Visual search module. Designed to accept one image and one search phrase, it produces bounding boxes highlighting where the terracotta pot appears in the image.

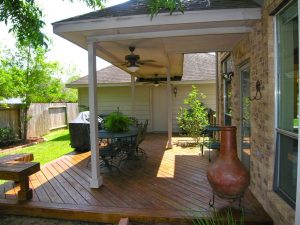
[207,126,250,199]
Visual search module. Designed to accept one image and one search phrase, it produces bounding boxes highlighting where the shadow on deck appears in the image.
[0,134,272,225]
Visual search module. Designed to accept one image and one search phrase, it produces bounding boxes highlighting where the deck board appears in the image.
[0,134,273,224]
[42,165,77,205]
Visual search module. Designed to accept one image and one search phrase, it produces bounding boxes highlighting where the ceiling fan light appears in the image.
[127,65,139,73]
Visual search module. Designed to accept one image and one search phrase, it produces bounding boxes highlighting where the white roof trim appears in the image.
[87,26,252,42]
[53,8,261,34]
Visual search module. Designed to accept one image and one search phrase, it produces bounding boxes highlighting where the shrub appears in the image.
[193,209,245,225]
[177,85,209,143]
[104,112,133,133]
[0,127,18,147]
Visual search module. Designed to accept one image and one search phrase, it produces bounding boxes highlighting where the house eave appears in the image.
[53,8,261,34]
[66,80,216,89]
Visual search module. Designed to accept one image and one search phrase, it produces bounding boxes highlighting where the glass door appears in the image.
[240,64,251,170]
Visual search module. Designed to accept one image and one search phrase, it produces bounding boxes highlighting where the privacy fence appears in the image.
[0,103,78,139]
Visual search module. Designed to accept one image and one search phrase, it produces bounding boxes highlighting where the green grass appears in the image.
[0,129,74,165]
[0,129,74,184]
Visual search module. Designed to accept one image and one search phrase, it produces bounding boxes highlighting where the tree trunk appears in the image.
[23,106,29,141]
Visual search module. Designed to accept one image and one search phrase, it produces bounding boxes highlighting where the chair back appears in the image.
[140,120,148,143]
[135,126,143,148]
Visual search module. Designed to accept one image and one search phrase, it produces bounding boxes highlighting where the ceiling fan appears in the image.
[137,74,166,87]
[117,46,163,72]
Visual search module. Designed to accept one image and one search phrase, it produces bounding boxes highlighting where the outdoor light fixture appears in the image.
[173,87,178,97]
[127,64,139,73]
[223,72,234,81]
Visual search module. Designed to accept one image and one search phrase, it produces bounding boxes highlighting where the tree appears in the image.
[60,65,81,103]
[148,0,183,17]
[0,48,21,100]
[177,85,209,144]
[0,0,106,48]
[0,0,181,48]
[0,45,66,140]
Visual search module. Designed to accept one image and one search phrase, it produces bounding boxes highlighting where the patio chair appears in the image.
[128,116,139,127]
[136,120,148,158]
[200,125,220,162]
[120,126,143,162]
[99,138,123,171]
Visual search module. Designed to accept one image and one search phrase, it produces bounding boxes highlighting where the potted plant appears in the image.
[104,111,133,133]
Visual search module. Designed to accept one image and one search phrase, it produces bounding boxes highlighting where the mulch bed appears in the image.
[0,137,45,153]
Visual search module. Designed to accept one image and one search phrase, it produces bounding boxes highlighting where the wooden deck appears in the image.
[0,134,272,224]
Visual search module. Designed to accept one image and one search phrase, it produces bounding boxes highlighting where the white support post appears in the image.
[166,67,173,149]
[296,1,300,223]
[88,41,103,188]
[131,75,136,118]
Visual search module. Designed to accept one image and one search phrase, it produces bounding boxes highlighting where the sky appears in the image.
[0,0,129,77]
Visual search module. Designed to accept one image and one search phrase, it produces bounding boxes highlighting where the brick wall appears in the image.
[217,1,295,224]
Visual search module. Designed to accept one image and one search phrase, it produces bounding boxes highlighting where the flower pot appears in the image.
[207,126,250,199]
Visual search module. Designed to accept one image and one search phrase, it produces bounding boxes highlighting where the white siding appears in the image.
[78,83,216,133]
[78,86,152,130]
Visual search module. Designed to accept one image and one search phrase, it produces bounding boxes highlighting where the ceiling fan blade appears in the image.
[141,63,164,68]
[113,62,128,66]
[139,59,156,63]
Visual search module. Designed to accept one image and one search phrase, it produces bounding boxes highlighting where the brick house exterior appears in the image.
[217,1,297,224]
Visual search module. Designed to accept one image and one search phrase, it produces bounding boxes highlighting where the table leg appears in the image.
[18,177,32,200]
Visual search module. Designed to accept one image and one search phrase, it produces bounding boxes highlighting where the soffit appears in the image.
[53,7,261,79]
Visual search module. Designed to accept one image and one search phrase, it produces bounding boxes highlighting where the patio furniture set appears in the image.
[93,119,148,171]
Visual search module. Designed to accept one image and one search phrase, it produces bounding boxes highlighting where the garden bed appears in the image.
[0,137,45,153]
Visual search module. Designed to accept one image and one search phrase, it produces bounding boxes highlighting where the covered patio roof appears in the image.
[53,0,261,79]
[53,0,262,188]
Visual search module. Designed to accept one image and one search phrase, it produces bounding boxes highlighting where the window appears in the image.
[275,0,298,208]
[223,57,233,125]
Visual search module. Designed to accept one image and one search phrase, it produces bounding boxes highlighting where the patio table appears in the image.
[98,126,138,140]
[98,127,138,170]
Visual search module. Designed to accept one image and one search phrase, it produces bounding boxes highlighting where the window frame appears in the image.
[274,0,299,209]
[222,56,233,125]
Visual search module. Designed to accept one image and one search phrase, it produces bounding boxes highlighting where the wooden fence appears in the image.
[0,106,21,137]
[0,103,78,138]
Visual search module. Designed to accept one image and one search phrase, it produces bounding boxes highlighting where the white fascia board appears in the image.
[67,83,132,88]
[172,80,216,85]
[87,26,252,42]
[67,80,215,88]
[53,8,261,34]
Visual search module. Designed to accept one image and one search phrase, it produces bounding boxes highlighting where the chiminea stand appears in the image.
[209,192,244,208]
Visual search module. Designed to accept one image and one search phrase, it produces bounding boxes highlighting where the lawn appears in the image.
[0,129,75,184]
[0,129,74,165]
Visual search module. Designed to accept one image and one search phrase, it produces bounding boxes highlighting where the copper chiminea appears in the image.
[207,126,250,206]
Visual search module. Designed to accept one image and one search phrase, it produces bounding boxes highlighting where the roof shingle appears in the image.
[68,53,215,86]
[55,0,260,24]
